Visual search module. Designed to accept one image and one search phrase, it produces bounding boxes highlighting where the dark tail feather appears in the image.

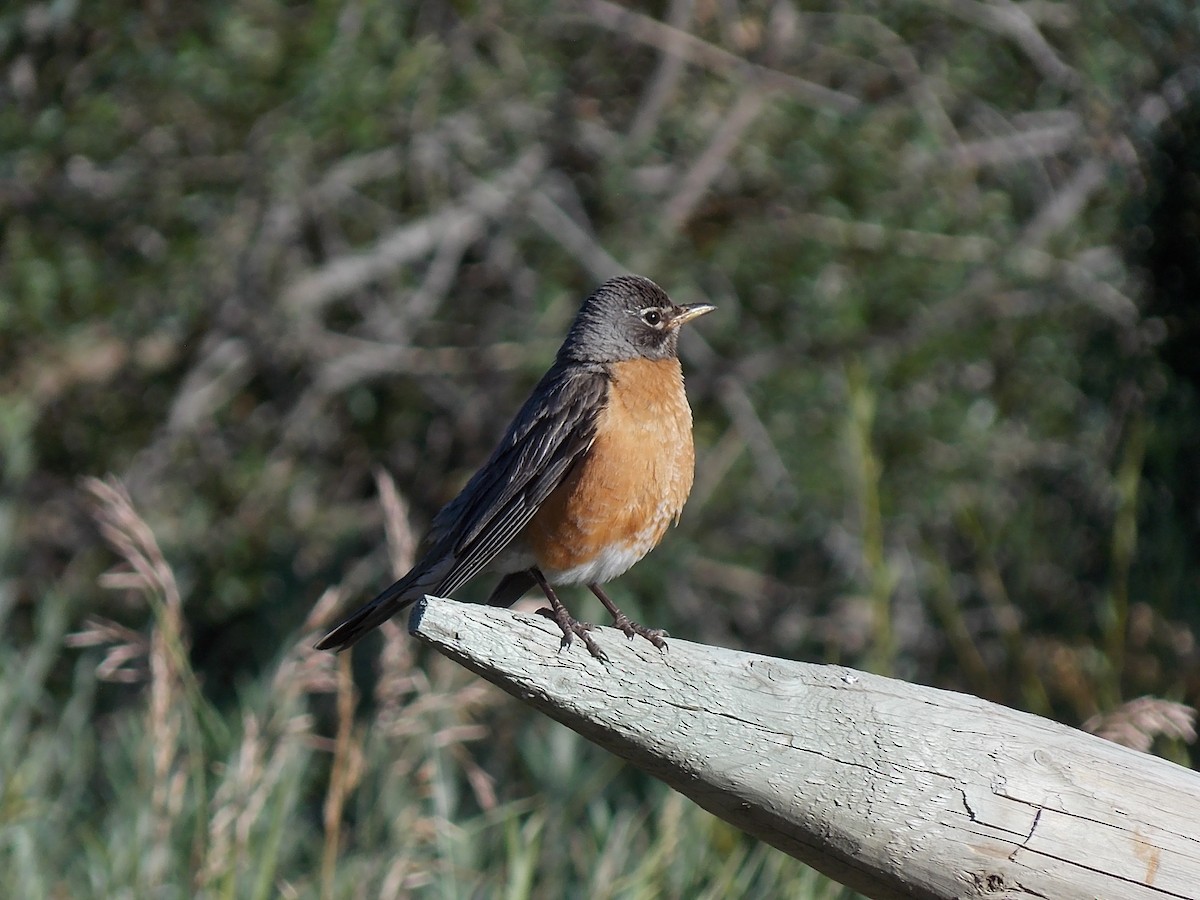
[486,569,536,608]
[315,576,423,651]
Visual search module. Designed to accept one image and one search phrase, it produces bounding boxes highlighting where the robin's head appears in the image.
[559,275,715,363]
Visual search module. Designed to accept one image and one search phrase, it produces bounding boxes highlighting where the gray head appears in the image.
[558,275,715,364]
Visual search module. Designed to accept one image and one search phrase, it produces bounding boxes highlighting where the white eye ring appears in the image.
[640,308,664,327]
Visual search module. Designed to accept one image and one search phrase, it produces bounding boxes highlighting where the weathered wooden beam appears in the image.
[407,597,1200,900]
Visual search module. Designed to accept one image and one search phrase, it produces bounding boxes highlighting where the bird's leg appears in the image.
[588,584,668,650]
[530,568,607,661]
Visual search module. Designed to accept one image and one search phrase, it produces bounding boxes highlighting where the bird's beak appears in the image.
[671,303,716,327]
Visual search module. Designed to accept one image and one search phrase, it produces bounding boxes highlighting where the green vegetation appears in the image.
[2,1,1198,896]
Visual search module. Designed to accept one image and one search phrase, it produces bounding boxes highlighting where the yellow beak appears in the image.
[671,303,716,327]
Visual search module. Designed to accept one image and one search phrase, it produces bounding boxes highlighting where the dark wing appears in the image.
[315,362,607,651]
[424,361,608,593]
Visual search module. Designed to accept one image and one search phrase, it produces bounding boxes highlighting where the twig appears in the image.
[836,13,962,149]
[282,147,547,315]
[714,375,797,504]
[786,211,997,263]
[920,0,1079,88]
[665,86,769,229]
[311,334,551,395]
[1017,157,1106,249]
[166,337,252,434]
[627,0,695,144]
[528,187,626,282]
[573,0,860,114]
[918,118,1081,172]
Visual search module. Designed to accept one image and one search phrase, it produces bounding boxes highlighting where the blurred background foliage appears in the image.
[2,0,1199,896]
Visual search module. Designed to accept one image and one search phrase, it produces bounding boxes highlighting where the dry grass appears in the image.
[1083,696,1198,754]
[4,2,1199,896]
[42,476,521,897]
[39,471,1191,898]
[13,473,850,898]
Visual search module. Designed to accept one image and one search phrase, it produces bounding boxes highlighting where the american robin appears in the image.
[316,274,714,660]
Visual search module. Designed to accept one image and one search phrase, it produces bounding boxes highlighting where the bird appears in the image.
[316,274,714,660]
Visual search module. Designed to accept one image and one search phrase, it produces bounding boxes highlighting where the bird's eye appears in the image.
[641,309,663,327]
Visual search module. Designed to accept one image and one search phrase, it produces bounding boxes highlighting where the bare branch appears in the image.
[410,598,1200,900]
[628,0,695,143]
[573,0,861,114]
[920,0,1080,88]
[715,374,797,503]
[922,118,1081,171]
[166,337,252,435]
[787,211,997,262]
[665,86,769,229]
[311,333,549,394]
[528,188,626,282]
[281,147,547,316]
[1018,157,1107,249]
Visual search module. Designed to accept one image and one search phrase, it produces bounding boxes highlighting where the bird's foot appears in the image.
[609,612,669,650]
[536,606,608,662]
[587,583,669,651]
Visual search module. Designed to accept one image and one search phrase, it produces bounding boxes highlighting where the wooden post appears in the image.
[407,597,1200,900]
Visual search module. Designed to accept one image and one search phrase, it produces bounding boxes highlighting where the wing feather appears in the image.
[423,362,607,592]
[315,363,607,652]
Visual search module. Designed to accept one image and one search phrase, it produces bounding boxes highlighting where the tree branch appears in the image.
[572,0,860,114]
[409,597,1200,900]
[280,147,546,316]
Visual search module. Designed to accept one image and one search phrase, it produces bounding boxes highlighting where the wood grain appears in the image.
[408,596,1200,900]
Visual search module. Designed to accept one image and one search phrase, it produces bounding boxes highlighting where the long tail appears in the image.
[315,574,423,651]
[485,569,536,608]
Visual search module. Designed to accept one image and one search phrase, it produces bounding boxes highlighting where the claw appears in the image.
[609,612,668,649]
[533,595,607,661]
[589,584,668,651]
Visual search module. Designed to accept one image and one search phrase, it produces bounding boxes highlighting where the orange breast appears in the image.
[523,357,696,582]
